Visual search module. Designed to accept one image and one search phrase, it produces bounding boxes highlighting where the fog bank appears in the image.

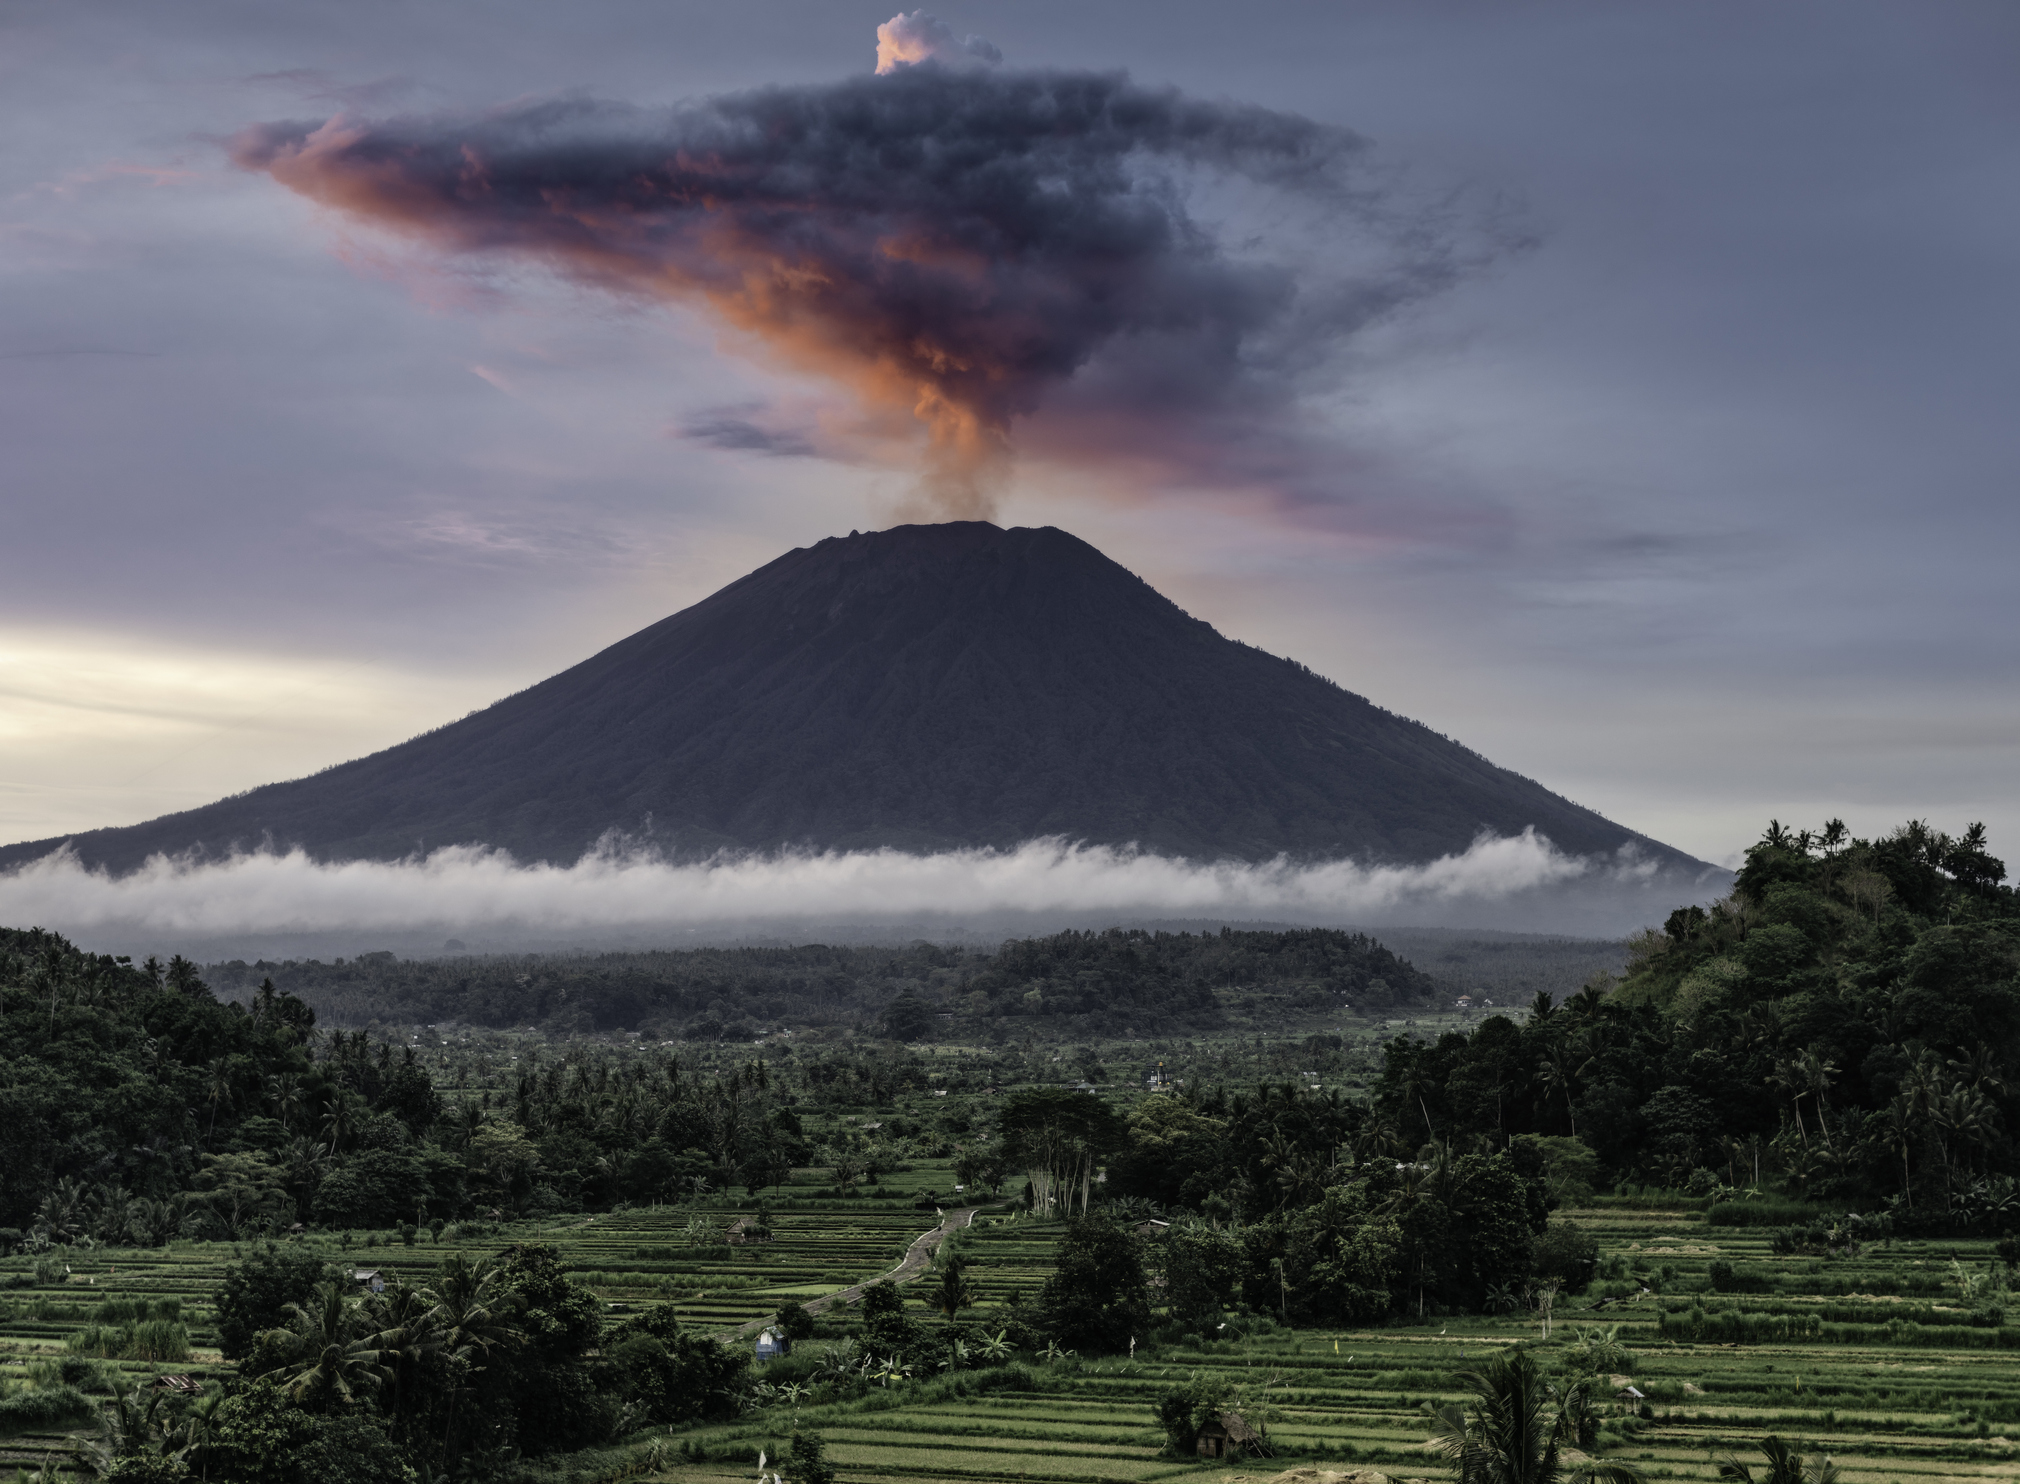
[0,830,1725,959]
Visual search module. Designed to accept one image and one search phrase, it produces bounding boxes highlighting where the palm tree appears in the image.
[1429,1348,1643,1484]
[1537,1053,1585,1138]
[1716,1435,1840,1483]
[934,1255,977,1320]
[1771,1060,1810,1148]
[1880,1097,1917,1206]
[319,1089,360,1156]
[264,1282,393,1408]
[203,1059,235,1140]
[34,1177,87,1245]
[1795,1050,1839,1151]
[363,1279,440,1425]
[266,1072,306,1134]
[425,1254,526,1469]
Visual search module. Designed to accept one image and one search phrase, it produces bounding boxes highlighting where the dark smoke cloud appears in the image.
[678,409,818,458]
[234,65,1478,518]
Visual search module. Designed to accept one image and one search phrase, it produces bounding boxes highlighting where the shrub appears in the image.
[788,1430,837,1484]
[1658,1304,1822,1344]
[102,1458,191,1483]
[29,1356,111,1392]
[67,1318,191,1362]
[213,1242,331,1360]
[775,1299,817,1342]
[1532,1221,1600,1291]
[0,1384,97,1433]
[602,1305,750,1424]
[1706,1261,1775,1295]
[93,1297,181,1325]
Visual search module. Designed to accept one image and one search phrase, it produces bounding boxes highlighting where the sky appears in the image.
[4,0,2017,880]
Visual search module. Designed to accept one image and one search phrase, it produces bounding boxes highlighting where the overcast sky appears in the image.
[4,0,2016,872]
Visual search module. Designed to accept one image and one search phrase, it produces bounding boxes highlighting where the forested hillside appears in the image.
[201,926,1436,1037]
[1371,818,2020,1228]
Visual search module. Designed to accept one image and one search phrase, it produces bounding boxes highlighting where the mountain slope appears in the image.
[1,523,1705,874]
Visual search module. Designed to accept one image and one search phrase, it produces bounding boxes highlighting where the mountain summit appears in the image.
[3,523,1703,874]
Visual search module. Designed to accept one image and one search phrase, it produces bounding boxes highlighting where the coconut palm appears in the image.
[425,1254,526,1468]
[934,1256,977,1320]
[1536,1051,1589,1139]
[1880,1097,1917,1206]
[1795,1050,1840,1150]
[363,1279,441,1424]
[1429,1348,1643,1484]
[203,1059,235,1139]
[34,1177,87,1244]
[263,1281,394,1408]
[1716,1435,1840,1483]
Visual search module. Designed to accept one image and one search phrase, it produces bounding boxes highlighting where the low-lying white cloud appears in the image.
[0,830,1646,940]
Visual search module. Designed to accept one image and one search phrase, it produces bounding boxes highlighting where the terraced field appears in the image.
[653,1201,2020,1484]
[0,1195,962,1475]
[9,1194,2020,1483]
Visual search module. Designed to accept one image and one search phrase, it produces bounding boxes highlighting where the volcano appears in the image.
[1,523,1706,876]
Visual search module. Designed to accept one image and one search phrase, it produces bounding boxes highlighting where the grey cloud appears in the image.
[679,412,818,458]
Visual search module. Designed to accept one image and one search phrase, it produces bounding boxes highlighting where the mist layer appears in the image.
[0,830,1679,945]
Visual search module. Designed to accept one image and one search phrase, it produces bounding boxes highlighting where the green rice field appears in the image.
[7,1185,2020,1482]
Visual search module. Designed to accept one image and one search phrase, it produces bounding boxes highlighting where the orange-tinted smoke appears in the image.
[233,70,1433,522]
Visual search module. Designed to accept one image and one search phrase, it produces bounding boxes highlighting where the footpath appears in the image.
[721,1205,989,1338]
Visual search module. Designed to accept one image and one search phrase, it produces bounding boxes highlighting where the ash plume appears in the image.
[232,48,1485,519]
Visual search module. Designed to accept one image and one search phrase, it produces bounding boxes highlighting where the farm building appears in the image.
[725,1217,774,1246]
[1196,1411,1265,1459]
[351,1269,385,1293]
[1134,1219,1171,1239]
[755,1328,789,1360]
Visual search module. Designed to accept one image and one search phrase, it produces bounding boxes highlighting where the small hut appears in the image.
[152,1375,204,1395]
[351,1269,385,1294]
[725,1217,774,1246]
[755,1328,789,1361]
[1133,1219,1171,1240]
[1195,1411,1265,1460]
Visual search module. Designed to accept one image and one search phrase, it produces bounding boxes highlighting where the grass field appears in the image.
[7,1175,2020,1482]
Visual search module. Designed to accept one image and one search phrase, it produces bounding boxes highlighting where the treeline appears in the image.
[71,1239,773,1482]
[203,925,1437,1038]
[975,1082,1591,1335]
[1365,819,2020,1229]
[0,928,954,1238]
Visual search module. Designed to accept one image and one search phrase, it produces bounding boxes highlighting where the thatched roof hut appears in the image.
[725,1216,774,1246]
[1196,1410,1266,1459]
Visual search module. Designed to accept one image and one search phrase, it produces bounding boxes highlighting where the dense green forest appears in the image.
[1370,818,2020,1230]
[201,926,1436,1037]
